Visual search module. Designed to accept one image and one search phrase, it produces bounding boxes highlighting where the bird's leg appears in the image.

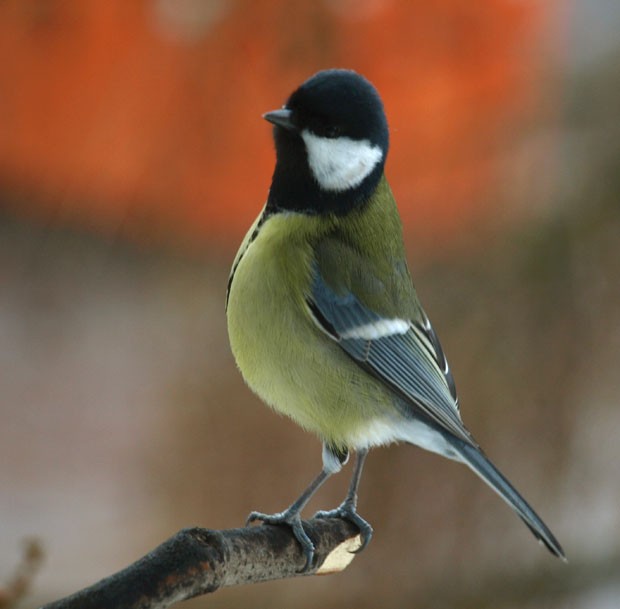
[314,448,373,553]
[246,467,332,571]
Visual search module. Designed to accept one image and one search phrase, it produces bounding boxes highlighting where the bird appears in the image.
[225,68,565,570]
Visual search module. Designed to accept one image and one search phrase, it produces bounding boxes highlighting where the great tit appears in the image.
[226,69,565,569]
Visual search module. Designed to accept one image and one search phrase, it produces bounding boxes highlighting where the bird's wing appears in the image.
[307,262,474,446]
[307,244,566,560]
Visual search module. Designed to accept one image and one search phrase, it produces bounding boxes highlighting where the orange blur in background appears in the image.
[0,0,559,248]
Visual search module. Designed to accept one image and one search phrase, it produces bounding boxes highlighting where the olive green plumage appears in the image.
[227,177,417,450]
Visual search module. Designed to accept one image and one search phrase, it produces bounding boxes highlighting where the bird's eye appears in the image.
[323,125,342,138]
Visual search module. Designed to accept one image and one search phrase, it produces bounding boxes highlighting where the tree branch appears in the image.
[40,518,362,609]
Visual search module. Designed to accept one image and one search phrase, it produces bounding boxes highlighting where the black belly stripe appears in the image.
[225,208,271,310]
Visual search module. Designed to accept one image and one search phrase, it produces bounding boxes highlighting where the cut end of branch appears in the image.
[316,534,362,575]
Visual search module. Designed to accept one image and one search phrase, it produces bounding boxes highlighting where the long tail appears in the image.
[452,440,566,560]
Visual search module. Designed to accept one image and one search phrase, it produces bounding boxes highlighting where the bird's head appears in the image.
[264,69,389,215]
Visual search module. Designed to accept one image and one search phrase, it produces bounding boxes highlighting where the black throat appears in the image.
[265,130,385,216]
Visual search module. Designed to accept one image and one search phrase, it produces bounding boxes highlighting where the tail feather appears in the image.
[453,440,566,561]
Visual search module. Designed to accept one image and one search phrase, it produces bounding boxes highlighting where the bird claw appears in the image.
[314,501,373,553]
[246,509,316,571]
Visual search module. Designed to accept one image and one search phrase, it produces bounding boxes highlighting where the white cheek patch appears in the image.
[301,130,383,192]
[340,318,410,340]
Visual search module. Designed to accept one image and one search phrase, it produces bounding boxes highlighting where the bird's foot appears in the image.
[314,500,373,553]
[246,509,315,571]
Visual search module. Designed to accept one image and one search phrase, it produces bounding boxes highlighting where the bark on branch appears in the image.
[40,518,362,609]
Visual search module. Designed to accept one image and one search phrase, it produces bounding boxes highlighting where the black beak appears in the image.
[263,108,297,131]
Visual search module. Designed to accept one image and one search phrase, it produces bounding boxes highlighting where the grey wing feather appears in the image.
[416,313,459,407]
[308,270,474,445]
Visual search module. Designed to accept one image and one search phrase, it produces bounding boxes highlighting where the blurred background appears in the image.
[1,1,619,607]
